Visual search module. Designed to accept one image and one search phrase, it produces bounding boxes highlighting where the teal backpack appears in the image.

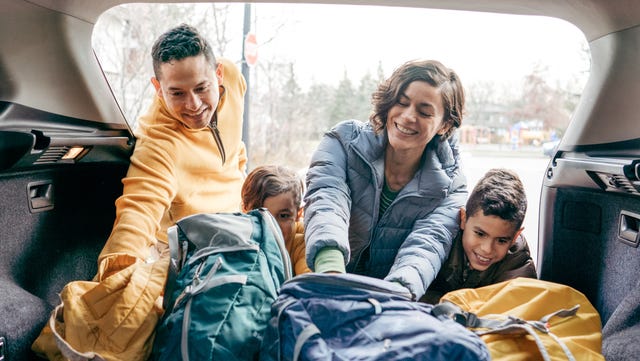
[152,209,292,361]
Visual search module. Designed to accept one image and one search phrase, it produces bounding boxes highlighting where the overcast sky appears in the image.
[248,3,590,89]
[96,2,590,94]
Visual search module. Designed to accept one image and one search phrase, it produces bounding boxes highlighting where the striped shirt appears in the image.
[379,180,400,219]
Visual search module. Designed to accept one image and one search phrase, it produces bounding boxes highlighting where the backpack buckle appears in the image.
[0,336,5,361]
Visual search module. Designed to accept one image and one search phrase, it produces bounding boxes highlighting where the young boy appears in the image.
[421,168,537,304]
[241,165,311,276]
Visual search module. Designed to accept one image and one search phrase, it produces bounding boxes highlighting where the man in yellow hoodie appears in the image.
[33,24,248,361]
[98,23,247,274]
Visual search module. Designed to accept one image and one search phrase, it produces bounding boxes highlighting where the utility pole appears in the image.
[241,3,251,169]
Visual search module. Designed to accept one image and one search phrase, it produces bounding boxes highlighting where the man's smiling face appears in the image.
[152,54,223,129]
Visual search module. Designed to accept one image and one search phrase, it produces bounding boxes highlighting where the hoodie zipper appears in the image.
[207,84,227,165]
[208,112,226,165]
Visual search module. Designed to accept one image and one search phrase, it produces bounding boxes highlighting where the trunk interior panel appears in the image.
[540,151,640,328]
[543,188,640,324]
[0,163,126,360]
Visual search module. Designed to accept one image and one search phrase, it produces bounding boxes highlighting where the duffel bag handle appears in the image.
[432,301,580,361]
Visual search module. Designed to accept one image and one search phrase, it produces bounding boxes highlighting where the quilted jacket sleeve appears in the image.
[385,188,466,300]
[304,122,355,270]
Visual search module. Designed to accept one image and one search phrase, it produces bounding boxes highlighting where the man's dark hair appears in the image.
[465,168,527,229]
[151,24,216,79]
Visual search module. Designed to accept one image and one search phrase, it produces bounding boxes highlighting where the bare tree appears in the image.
[509,64,571,133]
[93,3,240,129]
[208,4,233,58]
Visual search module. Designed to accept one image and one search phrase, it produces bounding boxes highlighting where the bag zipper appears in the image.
[289,273,412,299]
[188,244,260,267]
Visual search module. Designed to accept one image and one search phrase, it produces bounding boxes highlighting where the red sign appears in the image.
[244,32,258,67]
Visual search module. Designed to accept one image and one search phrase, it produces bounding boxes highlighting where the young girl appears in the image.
[241,165,311,275]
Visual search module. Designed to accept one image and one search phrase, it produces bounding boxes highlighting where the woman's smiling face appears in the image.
[385,80,450,153]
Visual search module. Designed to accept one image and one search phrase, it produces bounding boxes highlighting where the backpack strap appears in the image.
[164,225,182,312]
[275,298,298,361]
[293,324,321,361]
[479,322,554,361]
[432,301,580,361]
[256,207,293,280]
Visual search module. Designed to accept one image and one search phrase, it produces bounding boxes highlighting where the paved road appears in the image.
[460,145,552,265]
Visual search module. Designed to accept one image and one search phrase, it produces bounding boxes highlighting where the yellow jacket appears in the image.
[98,57,247,267]
[290,221,312,276]
[32,255,170,361]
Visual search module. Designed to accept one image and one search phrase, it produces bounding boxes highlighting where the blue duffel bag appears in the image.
[260,273,490,361]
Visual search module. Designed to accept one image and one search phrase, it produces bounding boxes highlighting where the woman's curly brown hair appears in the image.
[369,59,465,140]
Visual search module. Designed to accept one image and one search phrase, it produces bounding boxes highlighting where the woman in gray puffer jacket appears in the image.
[304,59,468,300]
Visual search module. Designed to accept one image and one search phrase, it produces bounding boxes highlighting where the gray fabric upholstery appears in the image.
[603,277,640,361]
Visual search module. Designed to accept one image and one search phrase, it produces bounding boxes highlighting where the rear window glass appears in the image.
[93,2,590,261]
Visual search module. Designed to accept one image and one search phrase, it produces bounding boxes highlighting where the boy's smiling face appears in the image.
[460,208,522,272]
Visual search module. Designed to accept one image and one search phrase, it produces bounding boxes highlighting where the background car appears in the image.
[1,1,640,360]
[542,139,560,157]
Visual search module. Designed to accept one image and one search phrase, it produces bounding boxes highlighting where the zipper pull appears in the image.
[208,114,226,165]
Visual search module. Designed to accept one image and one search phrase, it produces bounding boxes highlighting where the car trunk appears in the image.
[0,162,128,360]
